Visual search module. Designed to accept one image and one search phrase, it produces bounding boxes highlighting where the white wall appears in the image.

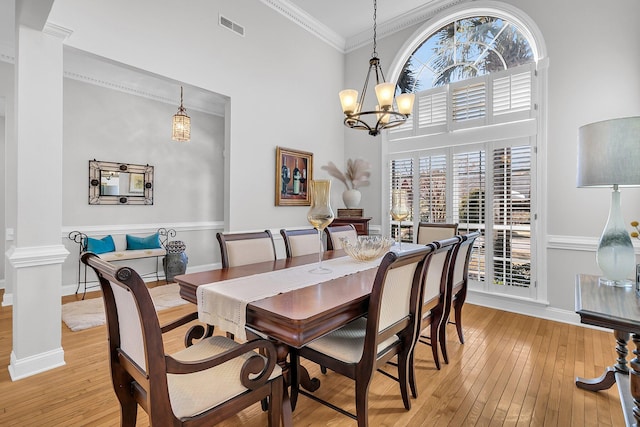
[344,0,640,316]
[0,60,14,300]
[0,107,5,285]
[49,0,347,235]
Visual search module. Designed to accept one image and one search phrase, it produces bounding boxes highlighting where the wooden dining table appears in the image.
[174,250,380,394]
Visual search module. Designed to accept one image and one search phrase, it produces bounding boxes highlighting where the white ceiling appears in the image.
[0,0,453,117]
[288,0,438,41]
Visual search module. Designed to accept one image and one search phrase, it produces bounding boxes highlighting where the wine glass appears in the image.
[391,189,409,250]
[307,180,335,273]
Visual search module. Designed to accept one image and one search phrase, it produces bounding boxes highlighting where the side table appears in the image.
[330,217,371,235]
[575,274,640,426]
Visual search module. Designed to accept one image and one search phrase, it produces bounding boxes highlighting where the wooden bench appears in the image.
[68,228,175,298]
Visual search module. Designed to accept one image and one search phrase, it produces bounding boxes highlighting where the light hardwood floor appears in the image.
[0,285,626,426]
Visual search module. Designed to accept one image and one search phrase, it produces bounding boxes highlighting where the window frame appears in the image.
[382,3,547,303]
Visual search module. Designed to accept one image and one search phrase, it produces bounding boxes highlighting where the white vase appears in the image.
[342,189,361,208]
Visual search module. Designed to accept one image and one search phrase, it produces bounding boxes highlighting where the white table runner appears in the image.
[196,255,382,340]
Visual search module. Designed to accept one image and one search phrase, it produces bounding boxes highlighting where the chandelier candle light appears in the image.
[576,116,640,286]
[172,86,191,142]
[338,0,415,136]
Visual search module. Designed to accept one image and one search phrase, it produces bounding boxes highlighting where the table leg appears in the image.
[288,348,321,411]
[576,329,629,391]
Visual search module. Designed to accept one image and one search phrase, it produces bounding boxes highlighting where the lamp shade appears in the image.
[577,116,640,187]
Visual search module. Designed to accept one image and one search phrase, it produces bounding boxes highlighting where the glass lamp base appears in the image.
[309,265,331,274]
[598,277,633,288]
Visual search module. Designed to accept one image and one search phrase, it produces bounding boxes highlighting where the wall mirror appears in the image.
[89,160,154,205]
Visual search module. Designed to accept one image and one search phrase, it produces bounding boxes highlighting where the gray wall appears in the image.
[60,78,225,290]
[62,79,224,225]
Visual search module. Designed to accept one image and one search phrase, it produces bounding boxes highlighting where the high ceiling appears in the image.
[0,0,452,117]
[289,0,438,40]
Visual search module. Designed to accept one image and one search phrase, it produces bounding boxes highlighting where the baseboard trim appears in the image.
[467,289,583,327]
[8,348,65,381]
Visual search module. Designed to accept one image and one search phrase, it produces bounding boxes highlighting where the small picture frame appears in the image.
[275,147,313,206]
[129,173,145,193]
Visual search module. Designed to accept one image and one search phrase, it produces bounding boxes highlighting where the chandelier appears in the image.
[172,86,191,142]
[339,0,415,136]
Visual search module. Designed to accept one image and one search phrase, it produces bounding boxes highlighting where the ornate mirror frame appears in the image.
[89,160,154,205]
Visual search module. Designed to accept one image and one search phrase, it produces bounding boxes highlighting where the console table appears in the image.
[331,217,371,235]
[575,274,640,426]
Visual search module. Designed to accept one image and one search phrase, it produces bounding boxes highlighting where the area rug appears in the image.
[62,283,188,332]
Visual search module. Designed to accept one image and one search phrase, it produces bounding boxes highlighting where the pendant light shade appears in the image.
[172,86,191,142]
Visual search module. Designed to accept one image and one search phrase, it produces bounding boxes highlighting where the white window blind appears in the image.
[493,70,532,115]
[389,64,535,138]
[390,158,414,241]
[451,81,486,122]
[418,90,447,129]
[492,146,531,288]
[452,150,486,282]
[418,155,447,222]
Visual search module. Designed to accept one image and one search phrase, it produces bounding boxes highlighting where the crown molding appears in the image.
[43,22,73,40]
[63,70,224,117]
[260,0,346,52]
[345,0,468,52]
[263,0,469,53]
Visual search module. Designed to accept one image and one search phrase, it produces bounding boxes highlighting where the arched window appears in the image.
[386,6,545,301]
[399,16,535,92]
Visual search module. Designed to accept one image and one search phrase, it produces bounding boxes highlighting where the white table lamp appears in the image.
[577,116,640,286]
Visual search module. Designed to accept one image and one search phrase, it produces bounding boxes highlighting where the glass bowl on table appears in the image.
[341,235,395,262]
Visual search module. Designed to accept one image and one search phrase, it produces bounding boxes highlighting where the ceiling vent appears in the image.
[219,15,245,37]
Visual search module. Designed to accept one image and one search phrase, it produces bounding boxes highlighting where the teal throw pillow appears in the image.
[126,232,161,250]
[86,235,116,254]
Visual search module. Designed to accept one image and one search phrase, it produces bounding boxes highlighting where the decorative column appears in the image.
[7,17,71,380]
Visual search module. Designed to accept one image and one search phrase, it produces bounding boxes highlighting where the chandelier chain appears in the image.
[372,0,377,57]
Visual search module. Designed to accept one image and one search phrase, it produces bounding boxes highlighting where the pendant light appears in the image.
[172,86,191,142]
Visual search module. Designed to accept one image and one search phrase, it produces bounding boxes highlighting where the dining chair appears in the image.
[325,224,358,250]
[448,231,481,344]
[416,222,458,245]
[81,252,291,427]
[290,246,434,427]
[408,236,460,398]
[217,230,277,268]
[280,228,320,258]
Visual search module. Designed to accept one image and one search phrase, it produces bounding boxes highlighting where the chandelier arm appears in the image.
[357,61,376,112]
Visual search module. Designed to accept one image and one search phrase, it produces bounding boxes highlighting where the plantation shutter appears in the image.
[452,150,486,282]
[390,158,414,241]
[450,78,487,130]
[418,155,447,222]
[492,145,532,288]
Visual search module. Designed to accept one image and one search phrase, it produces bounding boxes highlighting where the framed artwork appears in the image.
[129,173,145,193]
[275,147,313,206]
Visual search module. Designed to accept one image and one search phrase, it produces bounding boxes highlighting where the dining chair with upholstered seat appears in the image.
[409,236,460,398]
[325,224,358,250]
[416,222,458,245]
[447,231,481,344]
[217,230,277,268]
[280,228,320,258]
[81,252,291,427]
[290,246,434,427]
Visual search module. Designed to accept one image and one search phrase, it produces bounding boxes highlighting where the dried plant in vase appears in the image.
[321,158,371,208]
